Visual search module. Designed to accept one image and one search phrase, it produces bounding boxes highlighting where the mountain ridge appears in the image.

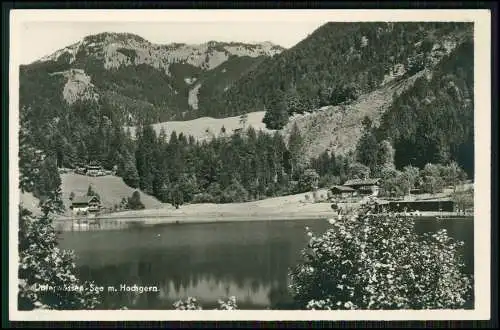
[21,32,285,124]
[33,32,285,71]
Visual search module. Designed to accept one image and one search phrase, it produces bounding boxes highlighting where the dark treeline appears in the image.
[20,78,472,209]
[19,88,327,205]
[131,124,306,206]
[18,77,372,206]
[355,38,474,178]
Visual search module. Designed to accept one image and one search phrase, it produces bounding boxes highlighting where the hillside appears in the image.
[201,22,473,126]
[95,188,332,221]
[129,29,474,174]
[280,69,428,160]
[376,39,475,176]
[21,173,164,216]
[123,67,424,160]
[60,173,163,213]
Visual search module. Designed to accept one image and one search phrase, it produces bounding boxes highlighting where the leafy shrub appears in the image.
[451,187,474,214]
[379,167,408,198]
[127,190,145,210]
[220,179,249,203]
[172,297,202,310]
[119,197,129,210]
[346,162,371,181]
[217,296,238,310]
[191,193,217,204]
[318,174,340,189]
[297,169,320,193]
[173,296,238,310]
[288,199,472,310]
[18,206,101,310]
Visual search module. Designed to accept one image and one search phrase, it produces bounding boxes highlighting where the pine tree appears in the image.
[263,90,289,129]
[288,122,303,179]
[356,127,378,173]
[286,87,306,114]
[135,125,157,194]
[127,191,145,210]
[86,184,100,200]
[34,155,65,214]
[377,139,396,169]
[121,151,140,188]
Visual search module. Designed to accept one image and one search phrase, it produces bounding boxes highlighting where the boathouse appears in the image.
[385,199,455,213]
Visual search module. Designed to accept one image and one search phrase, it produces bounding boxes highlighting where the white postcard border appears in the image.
[9,9,492,321]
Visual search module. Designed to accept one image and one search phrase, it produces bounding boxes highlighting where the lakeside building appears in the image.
[330,185,356,198]
[343,178,381,196]
[70,195,102,216]
[373,198,456,213]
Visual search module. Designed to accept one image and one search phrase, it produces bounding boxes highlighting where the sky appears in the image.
[15,12,331,65]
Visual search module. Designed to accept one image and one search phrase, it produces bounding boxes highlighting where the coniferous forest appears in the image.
[19,21,475,208]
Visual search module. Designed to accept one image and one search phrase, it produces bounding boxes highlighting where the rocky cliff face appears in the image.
[36,32,283,74]
[49,69,99,105]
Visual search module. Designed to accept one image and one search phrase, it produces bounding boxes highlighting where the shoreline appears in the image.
[54,209,473,232]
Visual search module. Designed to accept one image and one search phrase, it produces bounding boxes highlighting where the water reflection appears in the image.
[158,275,280,308]
[59,218,474,310]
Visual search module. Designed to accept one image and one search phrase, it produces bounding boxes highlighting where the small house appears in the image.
[330,185,356,198]
[70,195,101,215]
[343,178,381,196]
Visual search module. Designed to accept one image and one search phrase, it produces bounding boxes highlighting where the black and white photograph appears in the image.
[8,9,491,321]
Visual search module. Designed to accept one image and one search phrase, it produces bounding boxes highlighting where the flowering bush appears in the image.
[172,297,203,310]
[288,199,473,310]
[217,296,238,310]
[173,296,238,310]
[18,206,101,310]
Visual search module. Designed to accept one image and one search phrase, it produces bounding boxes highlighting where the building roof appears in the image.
[71,195,100,205]
[330,185,356,192]
[343,178,381,186]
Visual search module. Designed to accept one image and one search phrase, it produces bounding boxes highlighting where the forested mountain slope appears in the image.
[280,69,428,161]
[201,22,472,128]
[375,39,475,176]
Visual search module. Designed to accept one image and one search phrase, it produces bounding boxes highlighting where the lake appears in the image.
[58,217,474,310]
